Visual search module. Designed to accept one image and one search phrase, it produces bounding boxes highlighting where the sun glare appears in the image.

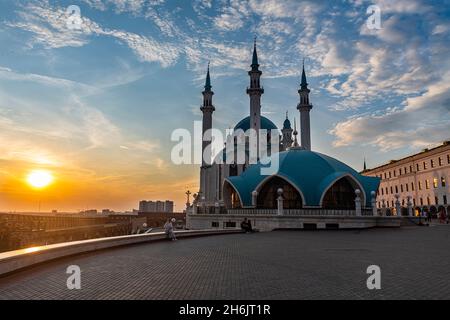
[26,170,54,189]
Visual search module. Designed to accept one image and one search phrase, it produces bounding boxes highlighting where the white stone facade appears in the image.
[363,142,450,215]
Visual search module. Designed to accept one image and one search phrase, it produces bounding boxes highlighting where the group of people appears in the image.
[241,218,255,233]
[423,208,449,224]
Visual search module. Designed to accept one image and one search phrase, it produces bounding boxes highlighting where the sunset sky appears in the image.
[0,0,449,212]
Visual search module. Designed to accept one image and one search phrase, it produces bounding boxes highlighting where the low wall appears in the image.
[187,214,402,231]
[0,229,242,277]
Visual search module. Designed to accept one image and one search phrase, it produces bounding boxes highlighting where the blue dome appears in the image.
[225,149,380,208]
[234,116,278,131]
[283,118,291,129]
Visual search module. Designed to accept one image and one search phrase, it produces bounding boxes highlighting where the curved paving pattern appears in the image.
[1,227,450,300]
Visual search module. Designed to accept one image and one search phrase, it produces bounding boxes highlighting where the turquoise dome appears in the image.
[225,149,380,208]
[283,118,291,129]
[234,116,278,131]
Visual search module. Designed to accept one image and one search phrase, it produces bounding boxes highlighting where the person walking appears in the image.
[439,208,446,224]
[164,218,177,241]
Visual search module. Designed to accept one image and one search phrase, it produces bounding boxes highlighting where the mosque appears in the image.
[187,41,400,230]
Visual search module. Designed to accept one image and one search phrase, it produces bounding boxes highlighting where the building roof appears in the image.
[364,141,450,173]
[234,116,278,132]
[283,118,292,129]
[225,149,380,207]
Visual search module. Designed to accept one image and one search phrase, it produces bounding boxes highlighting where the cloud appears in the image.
[329,72,450,151]
[7,2,179,67]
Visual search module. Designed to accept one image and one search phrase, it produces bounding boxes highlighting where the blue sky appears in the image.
[0,0,449,211]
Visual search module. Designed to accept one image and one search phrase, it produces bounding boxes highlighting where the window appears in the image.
[441,177,446,187]
[406,184,409,192]
[384,173,387,179]
[425,180,430,189]
[418,181,422,190]
[395,186,398,193]
[420,198,423,206]
[389,171,392,178]
[411,182,415,191]
[393,170,396,177]
[427,197,430,205]
[439,157,443,166]
[416,164,420,171]
[400,184,404,192]
[431,159,435,168]
[224,221,236,228]
[444,195,448,205]
[423,161,427,170]
[390,186,393,194]
[211,222,219,228]
[435,196,439,205]
[448,154,450,164]
[410,165,413,173]
[385,187,388,194]
[433,178,438,188]
[381,188,384,195]
[413,198,416,206]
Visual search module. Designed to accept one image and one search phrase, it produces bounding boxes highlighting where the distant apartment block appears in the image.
[139,200,174,213]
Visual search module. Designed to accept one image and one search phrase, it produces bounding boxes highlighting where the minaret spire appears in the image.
[205,61,211,91]
[251,36,259,69]
[363,158,367,171]
[301,59,308,89]
[297,59,313,151]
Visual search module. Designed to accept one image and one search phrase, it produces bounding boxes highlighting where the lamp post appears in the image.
[277,188,284,216]
[355,189,362,216]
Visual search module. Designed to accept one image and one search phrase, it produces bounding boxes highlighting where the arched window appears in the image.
[322,177,356,209]
[223,181,241,209]
[257,176,302,209]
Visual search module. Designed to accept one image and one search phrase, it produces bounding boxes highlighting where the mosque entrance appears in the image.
[257,176,303,209]
[322,177,356,210]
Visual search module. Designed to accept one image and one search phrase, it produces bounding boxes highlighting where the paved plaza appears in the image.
[1,225,450,300]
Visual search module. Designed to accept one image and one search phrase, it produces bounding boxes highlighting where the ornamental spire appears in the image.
[251,36,259,68]
[301,58,308,89]
[204,61,211,91]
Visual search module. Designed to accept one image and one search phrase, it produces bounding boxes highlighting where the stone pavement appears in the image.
[0,226,450,300]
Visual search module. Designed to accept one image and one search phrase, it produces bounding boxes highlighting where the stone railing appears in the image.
[0,229,243,277]
[225,208,374,216]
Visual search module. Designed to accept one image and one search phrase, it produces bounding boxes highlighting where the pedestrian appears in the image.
[426,210,432,223]
[240,218,253,233]
[439,208,446,224]
[164,218,177,241]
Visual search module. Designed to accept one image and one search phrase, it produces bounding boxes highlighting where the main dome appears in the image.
[225,149,380,208]
[234,116,278,131]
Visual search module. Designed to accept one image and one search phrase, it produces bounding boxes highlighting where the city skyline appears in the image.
[1,0,449,212]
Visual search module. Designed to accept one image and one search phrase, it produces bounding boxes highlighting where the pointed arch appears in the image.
[255,175,304,209]
[319,174,366,209]
[223,180,243,209]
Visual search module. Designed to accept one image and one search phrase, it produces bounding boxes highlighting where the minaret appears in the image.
[281,111,293,151]
[246,38,264,137]
[297,60,313,151]
[363,158,367,171]
[199,63,215,196]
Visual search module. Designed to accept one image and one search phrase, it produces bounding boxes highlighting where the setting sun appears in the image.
[26,170,54,189]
